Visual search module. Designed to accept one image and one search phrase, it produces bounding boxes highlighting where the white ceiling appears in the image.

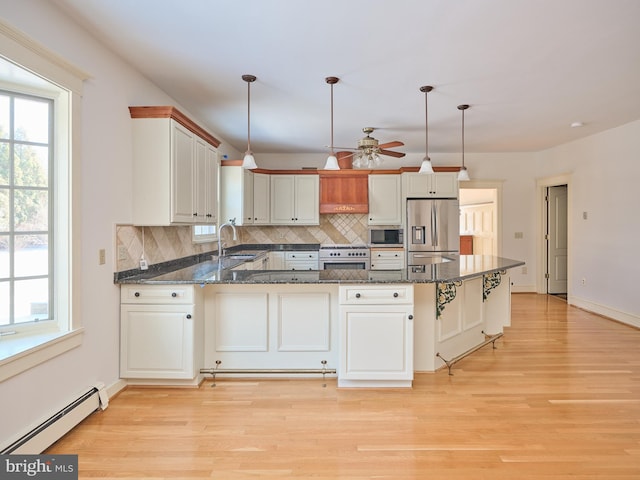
[53,0,640,159]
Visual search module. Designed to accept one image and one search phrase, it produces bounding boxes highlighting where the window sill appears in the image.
[0,328,84,382]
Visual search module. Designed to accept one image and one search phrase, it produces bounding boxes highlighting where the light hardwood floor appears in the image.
[47,294,640,479]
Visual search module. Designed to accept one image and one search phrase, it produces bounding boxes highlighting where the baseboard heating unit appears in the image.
[1,383,109,454]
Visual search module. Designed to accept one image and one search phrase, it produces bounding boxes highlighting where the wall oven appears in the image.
[319,245,370,270]
[369,228,404,247]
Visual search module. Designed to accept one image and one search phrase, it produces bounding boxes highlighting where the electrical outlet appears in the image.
[514,232,524,239]
[117,246,128,261]
[98,249,106,265]
[521,266,527,274]
[581,278,586,285]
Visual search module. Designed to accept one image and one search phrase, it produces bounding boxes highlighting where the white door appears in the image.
[547,185,568,294]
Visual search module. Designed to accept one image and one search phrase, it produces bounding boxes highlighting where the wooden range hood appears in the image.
[319,170,369,214]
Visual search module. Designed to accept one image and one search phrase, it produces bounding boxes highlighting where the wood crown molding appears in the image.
[221,161,463,175]
[129,106,221,147]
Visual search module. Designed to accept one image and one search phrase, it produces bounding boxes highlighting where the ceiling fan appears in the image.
[338,127,405,168]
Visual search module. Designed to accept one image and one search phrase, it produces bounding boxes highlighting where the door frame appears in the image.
[536,173,572,296]
[458,180,504,257]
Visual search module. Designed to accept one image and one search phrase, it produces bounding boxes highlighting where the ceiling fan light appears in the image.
[419,156,434,174]
[458,166,470,181]
[323,154,339,170]
[242,152,257,169]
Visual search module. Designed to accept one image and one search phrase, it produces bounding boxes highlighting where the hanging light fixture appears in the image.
[323,76,340,170]
[418,85,434,174]
[241,74,258,169]
[457,104,471,181]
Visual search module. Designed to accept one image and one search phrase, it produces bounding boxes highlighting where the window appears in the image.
[0,21,88,381]
[0,91,53,330]
[192,224,217,243]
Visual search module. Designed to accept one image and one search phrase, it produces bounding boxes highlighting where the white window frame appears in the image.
[0,19,89,382]
[192,224,217,244]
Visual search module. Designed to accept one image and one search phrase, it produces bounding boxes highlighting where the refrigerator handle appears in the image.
[431,203,438,246]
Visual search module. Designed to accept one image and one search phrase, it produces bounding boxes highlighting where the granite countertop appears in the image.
[115,244,524,285]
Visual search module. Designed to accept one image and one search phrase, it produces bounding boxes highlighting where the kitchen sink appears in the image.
[227,254,257,260]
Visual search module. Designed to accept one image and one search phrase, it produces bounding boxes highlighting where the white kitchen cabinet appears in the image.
[268,251,285,270]
[368,174,402,225]
[370,248,405,270]
[120,284,203,385]
[270,175,319,225]
[130,108,219,225]
[194,139,218,224]
[220,167,270,225]
[204,284,338,371]
[252,173,270,224]
[402,172,458,198]
[284,251,318,270]
[338,284,414,387]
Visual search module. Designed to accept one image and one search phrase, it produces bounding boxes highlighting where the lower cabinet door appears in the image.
[120,304,194,379]
[339,305,413,381]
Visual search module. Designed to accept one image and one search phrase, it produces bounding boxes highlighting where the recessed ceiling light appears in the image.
[570,121,584,128]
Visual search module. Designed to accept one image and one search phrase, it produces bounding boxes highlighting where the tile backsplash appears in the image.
[115,214,369,272]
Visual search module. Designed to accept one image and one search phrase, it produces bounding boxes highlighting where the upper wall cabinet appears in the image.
[129,106,220,226]
[220,166,270,226]
[368,174,401,225]
[270,174,319,225]
[402,172,458,199]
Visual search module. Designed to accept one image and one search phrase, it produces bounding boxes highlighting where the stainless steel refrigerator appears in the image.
[406,198,459,265]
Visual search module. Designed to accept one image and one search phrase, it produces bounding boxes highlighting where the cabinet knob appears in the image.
[193,212,198,216]
[186,314,192,319]
[134,292,140,297]
[355,293,361,298]
[393,292,399,298]
[408,314,414,320]
[171,292,177,297]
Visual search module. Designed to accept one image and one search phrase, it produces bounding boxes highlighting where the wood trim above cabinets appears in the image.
[319,173,368,214]
[129,106,221,147]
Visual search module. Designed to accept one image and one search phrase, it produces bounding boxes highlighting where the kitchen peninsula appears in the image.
[116,249,523,388]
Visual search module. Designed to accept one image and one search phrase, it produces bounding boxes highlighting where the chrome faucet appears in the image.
[217,218,237,258]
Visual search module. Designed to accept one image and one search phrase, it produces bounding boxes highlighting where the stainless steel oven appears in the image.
[319,245,370,270]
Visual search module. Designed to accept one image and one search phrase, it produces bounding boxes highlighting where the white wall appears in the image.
[0,0,239,449]
[535,120,640,325]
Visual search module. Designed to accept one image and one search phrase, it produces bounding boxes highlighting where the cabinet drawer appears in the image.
[339,285,413,305]
[285,251,318,261]
[370,259,405,270]
[371,249,404,260]
[121,285,194,304]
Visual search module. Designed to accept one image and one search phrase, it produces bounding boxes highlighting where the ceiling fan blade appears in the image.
[378,149,405,158]
[378,141,404,149]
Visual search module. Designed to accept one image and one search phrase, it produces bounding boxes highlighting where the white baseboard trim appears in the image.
[106,378,128,398]
[570,296,640,329]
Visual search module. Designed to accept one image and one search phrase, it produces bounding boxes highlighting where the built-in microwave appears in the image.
[369,228,404,247]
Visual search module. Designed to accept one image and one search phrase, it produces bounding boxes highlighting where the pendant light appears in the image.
[241,74,258,169]
[418,85,434,174]
[457,104,471,181]
[323,76,340,170]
